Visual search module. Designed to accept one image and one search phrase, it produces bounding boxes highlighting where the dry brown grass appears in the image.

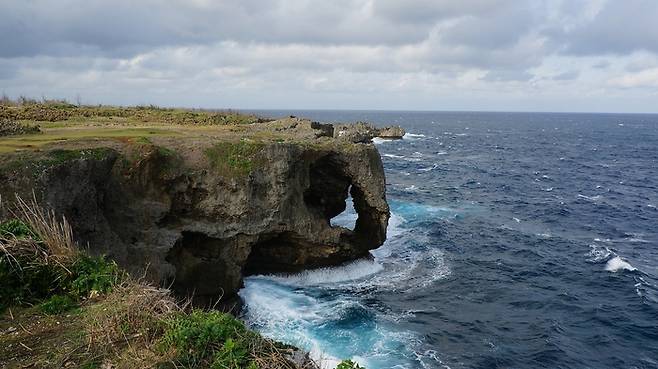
[10,193,77,261]
[0,194,77,279]
[83,278,183,367]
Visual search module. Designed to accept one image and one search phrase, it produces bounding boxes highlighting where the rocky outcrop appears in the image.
[334,122,405,142]
[0,119,389,309]
[376,126,405,139]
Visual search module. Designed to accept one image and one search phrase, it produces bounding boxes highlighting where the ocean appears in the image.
[239,111,658,369]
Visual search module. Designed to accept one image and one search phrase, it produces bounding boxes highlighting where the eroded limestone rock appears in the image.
[0,119,390,308]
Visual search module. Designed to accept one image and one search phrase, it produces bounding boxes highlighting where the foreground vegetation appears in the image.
[0,195,317,368]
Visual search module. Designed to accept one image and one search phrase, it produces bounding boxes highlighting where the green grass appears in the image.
[159,310,258,368]
[0,126,180,153]
[0,218,37,239]
[204,140,265,177]
[39,294,77,315]
[0,219,122,312]
[0,102,263,126]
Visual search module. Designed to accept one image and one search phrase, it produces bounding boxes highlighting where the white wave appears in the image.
[404,185,419,192]
[587,244,612,263]
[418,164,438,172]
[252,259,385,287]
[383,153,405,159]
[436,151,448,155]
[577,194,602,201]
[513,217,521,223]
[605,256,636,272]
[403,133,426,140]
[372,137,387,145]
[543,187,554,192]
[647,204,656,209]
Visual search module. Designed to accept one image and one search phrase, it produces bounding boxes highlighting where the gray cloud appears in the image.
[552,0,658,56]
[0,0,657,112]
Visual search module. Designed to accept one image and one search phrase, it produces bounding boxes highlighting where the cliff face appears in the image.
[0,119,389,307]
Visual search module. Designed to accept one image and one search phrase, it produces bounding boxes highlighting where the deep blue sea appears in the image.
[239,111,658,369]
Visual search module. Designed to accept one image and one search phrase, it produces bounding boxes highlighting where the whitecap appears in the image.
[418,164,438,172]
[403,133,426,140]
[513,217,521,223]
[383,153,405,159]
[605,256,636,272]
[543,187,554,192]
[372,137,387,145]
[404,185,419,192]
[586,244,612,263]
[577,194,602,201]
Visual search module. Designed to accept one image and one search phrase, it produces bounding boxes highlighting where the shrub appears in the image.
[0,218,37,239]
[0,197,121,311]
[39,294,76,315]
[336,360,365,369]
[159,310,256,368]
[70,255,121,298]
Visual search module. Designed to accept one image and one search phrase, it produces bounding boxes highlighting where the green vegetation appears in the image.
[39,294,77,315]
[0,218,37,238]
[0,195,314,368]
[336,360,365,369]
[159,310,262,368]
[0,216,121,311]
[46,147,114,164]
[0,98,264,126]
[204,140,265,177]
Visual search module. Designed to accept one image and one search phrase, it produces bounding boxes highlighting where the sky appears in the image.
[1,0,657,113]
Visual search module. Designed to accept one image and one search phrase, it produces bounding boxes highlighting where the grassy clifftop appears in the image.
[0,100,337,156]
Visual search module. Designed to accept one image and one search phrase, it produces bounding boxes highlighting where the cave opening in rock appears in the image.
[165,231,239,305]
[304,154,363,230]
[329,185,357,230]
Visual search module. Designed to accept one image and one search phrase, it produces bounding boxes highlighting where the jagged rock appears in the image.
[334,121,405,142]
[0,118,390,307]
[377,125,405,139]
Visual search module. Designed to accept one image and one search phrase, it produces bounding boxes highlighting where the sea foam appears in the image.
[605,256,636,272]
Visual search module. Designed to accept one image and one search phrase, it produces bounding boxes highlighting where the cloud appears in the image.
[0,0,657,112]
[608,68,658,88]
[553,0,658,55]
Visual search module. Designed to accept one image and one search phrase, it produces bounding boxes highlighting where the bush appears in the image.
[39,294,76,315]
[70,255,121,298]
[336,360,365,369]
[159,310,256,368]
[0,218,37,239]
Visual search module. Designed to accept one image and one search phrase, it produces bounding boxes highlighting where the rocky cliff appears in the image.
[0,117,390,308]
